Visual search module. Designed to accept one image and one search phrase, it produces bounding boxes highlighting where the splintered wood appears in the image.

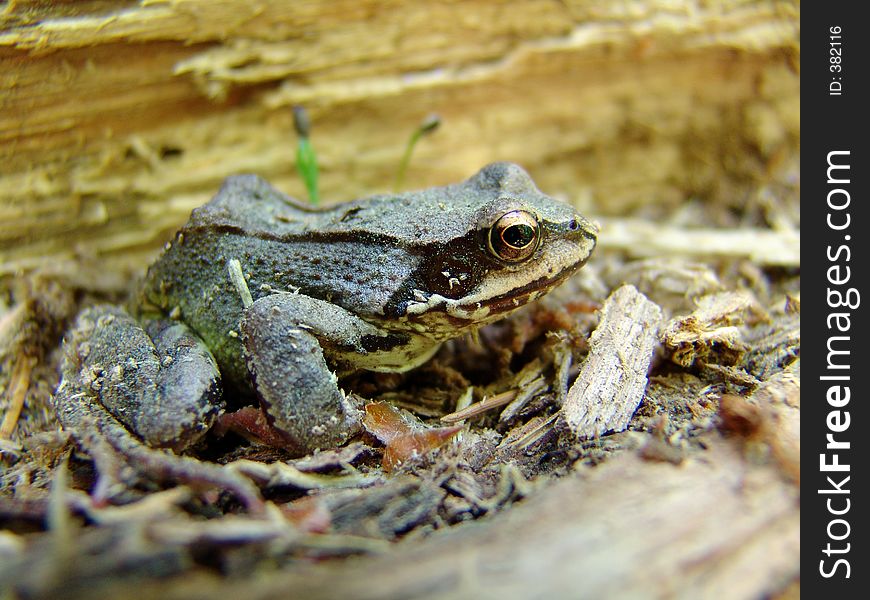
[1,1,799,281]
[561,284,662,440]
[599,218,800,267]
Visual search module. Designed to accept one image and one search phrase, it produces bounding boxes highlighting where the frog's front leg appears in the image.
[240,294,380,452]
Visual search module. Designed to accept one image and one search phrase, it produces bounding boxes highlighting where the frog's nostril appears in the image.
[566,216,599,242]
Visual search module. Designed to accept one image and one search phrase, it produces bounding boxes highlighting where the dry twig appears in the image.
[1,356,34,440]
[599,218,800,266]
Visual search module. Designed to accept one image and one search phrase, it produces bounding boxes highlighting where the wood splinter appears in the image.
[561,284,663,440]
[0,356,35,440]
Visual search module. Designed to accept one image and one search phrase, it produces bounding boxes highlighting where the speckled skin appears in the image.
[59,163,597,453]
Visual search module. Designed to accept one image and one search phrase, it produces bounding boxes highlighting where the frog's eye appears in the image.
[488,210,541,262]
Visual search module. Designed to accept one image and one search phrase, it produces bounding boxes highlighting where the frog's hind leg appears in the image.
[58,305,222,450]
[55,305,262,511]
[55,381,263,511]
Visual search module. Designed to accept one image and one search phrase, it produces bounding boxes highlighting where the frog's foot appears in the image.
[55,381,264,512]
[58,305,223,451]
[241,294,368,454]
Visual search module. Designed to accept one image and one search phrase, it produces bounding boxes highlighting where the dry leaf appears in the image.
[364,402,461,472]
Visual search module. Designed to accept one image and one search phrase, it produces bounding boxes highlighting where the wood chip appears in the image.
[440,390,517,423]
[561,285,663,440]
[498,377,547,422]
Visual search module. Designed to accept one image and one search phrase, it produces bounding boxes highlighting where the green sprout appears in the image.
[395,114,441,191]
[293,106,320,205]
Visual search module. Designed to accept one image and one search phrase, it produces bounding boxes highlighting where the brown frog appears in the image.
[56,163,597,457]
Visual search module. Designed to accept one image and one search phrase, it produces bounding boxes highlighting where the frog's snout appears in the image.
[545,212,598,249]
[552,212,598,268]
[567,213,598,242]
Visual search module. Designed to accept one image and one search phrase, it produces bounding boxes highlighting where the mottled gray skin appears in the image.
[58,163,597,454]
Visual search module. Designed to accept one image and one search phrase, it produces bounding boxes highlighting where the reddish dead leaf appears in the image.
[280,496,332,534]
[362,402,415,444]
[214,406,290,448]
[382,426,463,472]
[363,402,462,472]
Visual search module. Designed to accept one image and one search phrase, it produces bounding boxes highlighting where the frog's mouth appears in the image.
[399,262,584,340]
[453,259,583,322]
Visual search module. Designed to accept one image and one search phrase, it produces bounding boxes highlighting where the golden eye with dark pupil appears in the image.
[503,223,535,248]
[488,210,540,262]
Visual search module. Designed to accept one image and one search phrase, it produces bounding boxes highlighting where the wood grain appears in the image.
[561,284,663,439]
[1,1,799,282]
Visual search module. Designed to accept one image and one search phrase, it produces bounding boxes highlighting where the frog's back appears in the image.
[186,163,555,244]
[140,166,514,324]
[151,175,436,316]
[138,175,433,385]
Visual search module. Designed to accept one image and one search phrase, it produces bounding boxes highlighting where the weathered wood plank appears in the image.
[1,1,799,282]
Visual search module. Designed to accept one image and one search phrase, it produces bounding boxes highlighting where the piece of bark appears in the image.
[661,291,763,368]
[604,257,723,311]
[561,284,663,440]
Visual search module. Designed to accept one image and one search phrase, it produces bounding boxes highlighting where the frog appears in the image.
[55,162,597,459]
